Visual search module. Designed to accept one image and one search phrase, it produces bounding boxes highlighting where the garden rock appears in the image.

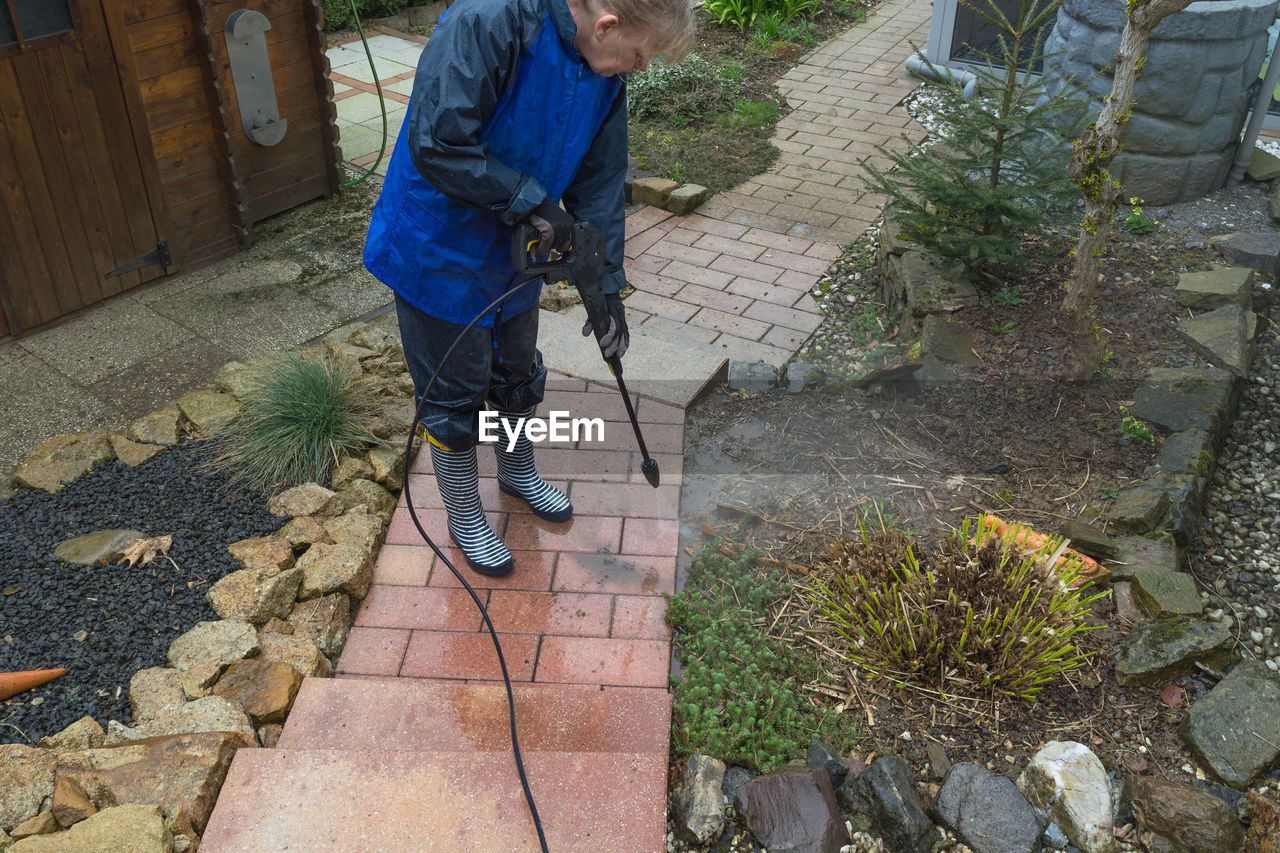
[1248,147,1280,180]
[108,434,164,467]
[211,659,302,726]
[104,695,255,744]
[1127,776,1243,853]
[846,755,936,853]
[213,360,256,400]
[206,567,303,624]
[630,176,679,207]
[667,183,710,215]
[1245,790,1280,853]
[52,529,146,566]
[1176,303,1257,378]
[913,354,956,384]
[179,661,222,701]
[13,432,113,494]
[1112,583,1143,622]
[0,745,56,833]
[257,632,333,678]
[166,620,259,673]
[919,315,976,365]
[296,542,373,600]
[1108,482,1170,534]
[1130,366,1238,442]
[925,743,951,781]
[365,446,404,491]
[8,812,55,839]
[734,765,849,853]
[807,738,850,789]
[276,516,332,549]
[11,803,169,852]
[930,762,1042,853]
[722,766,757,803]
[330,455,374,490]
[128,668,186,722]
[673,754,726,844]
[268,483,342,519]
[1180,660,1280,789]
[286,592,350,657]
[1016,741,1113,853]
[783,362,823,393]
[324,341,377,366]
[227,536,295,574]
[1174,268,1255,311]
[1110,535,1180,579]
[50,776,94,827]
[891,250,974,321]
[334,478,397,523]
[1210,231,1280,276]
[1157,429,1215,478]
[728,360,777,392]
[1130,570,1203,618]
[324,507,384,553]
[36,717,105,752]
[1114,617,1235,686]
[1060,519,1117,561]
[175,389,240,436]
[127,408,181,446]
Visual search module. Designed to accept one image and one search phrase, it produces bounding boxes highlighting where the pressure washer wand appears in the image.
[513,221,660,488]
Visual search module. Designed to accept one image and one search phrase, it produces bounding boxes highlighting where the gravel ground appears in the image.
[0,439,279,743]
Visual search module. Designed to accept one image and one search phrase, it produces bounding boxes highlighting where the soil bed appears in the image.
[679,181,1278,793]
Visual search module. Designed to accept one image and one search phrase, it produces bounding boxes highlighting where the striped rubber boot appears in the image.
[430,442,515,577]
[493,407,573,523]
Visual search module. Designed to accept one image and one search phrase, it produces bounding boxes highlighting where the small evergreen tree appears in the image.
[860,0,1085,287]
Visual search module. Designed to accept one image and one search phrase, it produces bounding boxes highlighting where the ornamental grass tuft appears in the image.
[812,518,1106,701]
[214,350,385,492]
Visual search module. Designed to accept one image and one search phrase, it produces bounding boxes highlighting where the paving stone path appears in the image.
[201,1,927,849]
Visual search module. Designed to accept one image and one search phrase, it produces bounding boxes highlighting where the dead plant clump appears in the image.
[809,519,1109,702]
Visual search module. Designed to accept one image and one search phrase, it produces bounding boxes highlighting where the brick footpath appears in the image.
[202,1,928,849]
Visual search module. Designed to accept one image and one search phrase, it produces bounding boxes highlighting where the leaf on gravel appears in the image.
[1160,684,1185,709]
[117,535,174,567]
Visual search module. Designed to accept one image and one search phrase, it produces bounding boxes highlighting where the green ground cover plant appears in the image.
[812,518,1106,700]
[213,350,385,492]
[666,543,860,772]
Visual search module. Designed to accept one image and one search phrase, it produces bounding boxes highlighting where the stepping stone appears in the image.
[1130,570,1203,618]
[200,748,667,852]
[1176,304,1257,378]
[1180,660,1280,789]
[1174,268,1254,311]
[276,677,670,754]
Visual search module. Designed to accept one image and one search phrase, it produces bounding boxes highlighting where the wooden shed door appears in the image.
[0,0,169,337]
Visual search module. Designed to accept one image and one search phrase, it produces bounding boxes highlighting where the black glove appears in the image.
[527,199,573,255]
[582,291,629,360]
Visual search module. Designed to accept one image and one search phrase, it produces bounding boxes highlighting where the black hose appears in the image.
[398,278,550,853]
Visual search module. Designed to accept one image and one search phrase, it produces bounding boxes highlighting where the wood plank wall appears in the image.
[119,0,339,269]
[120,0,241,267]
[195,0,339,223]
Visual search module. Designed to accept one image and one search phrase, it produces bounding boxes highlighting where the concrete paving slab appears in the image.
[87,338,240,424]
[146,260,348,359]
[384,77,415,97]
[335,122,385,162]
[18,298,194,386]
[536,308,725,409]
[302,267,393,319]
[0,348,124,476]
[335,91,385,124]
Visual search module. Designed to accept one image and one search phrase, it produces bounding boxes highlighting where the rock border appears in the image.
[0,321,417,849]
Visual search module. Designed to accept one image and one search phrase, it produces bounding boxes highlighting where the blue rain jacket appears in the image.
[363,0,628,327]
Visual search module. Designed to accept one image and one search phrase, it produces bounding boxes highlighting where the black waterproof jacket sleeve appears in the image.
[404,0,551,224]
[562,82,629,296]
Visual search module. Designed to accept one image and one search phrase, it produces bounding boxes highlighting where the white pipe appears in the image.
[906,51,979,99]
[1228,32,1280,187]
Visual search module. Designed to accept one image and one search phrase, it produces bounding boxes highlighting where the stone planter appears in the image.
[1042,0,1278,204]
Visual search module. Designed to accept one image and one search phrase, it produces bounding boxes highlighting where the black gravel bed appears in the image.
[0,439,280,744]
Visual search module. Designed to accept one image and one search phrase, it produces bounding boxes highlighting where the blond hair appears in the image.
[605,0,696,64]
